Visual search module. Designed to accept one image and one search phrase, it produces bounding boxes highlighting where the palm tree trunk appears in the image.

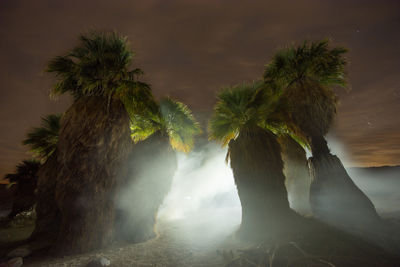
[309,135,380,229]
[278,134,311,214]
[30,153,61,242]
[310,134,330,158]
[52,96,132,254]
[115,131,177,243]
[229,126,296,240]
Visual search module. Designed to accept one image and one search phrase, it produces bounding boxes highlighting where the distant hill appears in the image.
[349,165,400,179]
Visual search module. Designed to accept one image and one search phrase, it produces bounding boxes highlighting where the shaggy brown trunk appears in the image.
[278,134,311,214]
[309,134,330,159]
[115,131,177,243]
[309,136,380,229]
[52,96,132,254]
[30,153,61,242]
[229,126,296,240]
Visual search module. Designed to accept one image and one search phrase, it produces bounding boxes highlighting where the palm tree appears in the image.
[116,97,201,242]
[5,115,61,221]
[263,40,346,155]
[209,81,297,240]
[32,31,153,254]
[19,114,61,240]
[263,40,379,227]
[5,159,40,219]
[23,114,61,162]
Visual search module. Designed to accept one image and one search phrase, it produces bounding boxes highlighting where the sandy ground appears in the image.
[2,208,400,266]
[3,208,247,267]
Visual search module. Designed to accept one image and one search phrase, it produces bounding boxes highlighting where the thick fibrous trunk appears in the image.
[229,126,296,240]
[278,134,311,214]
[309,152,380,229]
[30,154,60,242]
[52,97,132,254]
[310,134,330,159]
[115,131,177,243]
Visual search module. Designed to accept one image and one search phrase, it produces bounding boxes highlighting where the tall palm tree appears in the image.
[263,40,346,156]
[263,40,379,227]
[209,81,297,240]
[32,31,153,254]
[5,159,40,219]
[20,114,61,240]
[5,114,61,221]
[116,97,201,242]
[23,114,61,162]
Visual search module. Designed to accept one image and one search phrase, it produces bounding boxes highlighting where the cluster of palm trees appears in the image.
[209,39,380,238]
[4,32,380,254]
[4,32,200,254]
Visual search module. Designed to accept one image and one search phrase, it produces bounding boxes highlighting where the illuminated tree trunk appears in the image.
[52,96,132,254]
[229,126,296,240]
[278,134,311,214]
[115,131,177,243]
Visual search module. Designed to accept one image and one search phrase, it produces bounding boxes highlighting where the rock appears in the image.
[8,257,23,267]
[86,256,111,267]
[7,246,31,258]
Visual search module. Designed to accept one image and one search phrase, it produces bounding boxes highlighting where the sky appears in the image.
[0,0,399,178]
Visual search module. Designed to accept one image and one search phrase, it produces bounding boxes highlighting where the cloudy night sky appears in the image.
[1,0,399,178]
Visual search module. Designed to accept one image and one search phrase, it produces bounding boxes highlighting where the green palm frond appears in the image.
[264,39,348,90]
[208,81,282,146]
[5,159,40,185]
[263,39,347,138]
[160,97,202,152]
[116,80,155,119]
[130,109,163,143]
[22,114,61,161]
[131,97,201,152]
[47,31,151,120]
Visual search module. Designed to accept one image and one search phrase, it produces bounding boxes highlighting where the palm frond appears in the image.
[130,97,201,152]
[264,39,348,90]
[130,110,163,143]
[159,97,201,152]
[208,81,281,146]
[47,31,146,102]
[116,80,155,119]
[4,159,40,184]
[263,39,347,138]
[22,114,62,161]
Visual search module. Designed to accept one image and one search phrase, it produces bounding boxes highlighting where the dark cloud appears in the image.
[1,0,400,177]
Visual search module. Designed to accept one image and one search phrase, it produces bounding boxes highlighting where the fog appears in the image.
[347,167,400,214]
[156,143,242,247]
[116,136,399,247]
[158,143,241,220]
[328,135,400,214]
[159,136,400,231]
